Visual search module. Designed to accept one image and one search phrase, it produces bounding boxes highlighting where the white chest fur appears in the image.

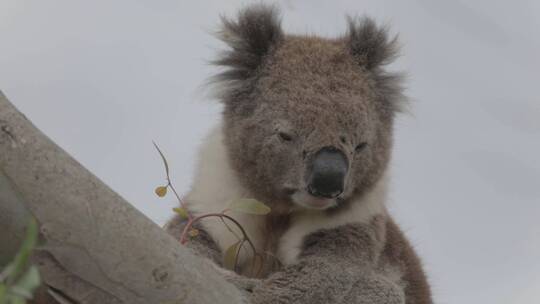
[184,125,387,267]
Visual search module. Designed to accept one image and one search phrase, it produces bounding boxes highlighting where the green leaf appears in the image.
[153,142,170,177]
[188,228,199,238]
[0,284,7,303]
[155,186,168,197]
[8,295,26,304]
[8,285,32,300]
[12,266,40,299]
[0,265,14,283]
[6,219,38,284]
[223,241,242,271]
[250,254,264,277]
[228,199,270,215]
[172,207,189,219]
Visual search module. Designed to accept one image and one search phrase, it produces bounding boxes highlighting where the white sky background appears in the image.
[1,0,539,303]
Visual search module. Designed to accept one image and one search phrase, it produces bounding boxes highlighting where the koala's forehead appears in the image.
[254,36,374,130]
[264,36,371,90]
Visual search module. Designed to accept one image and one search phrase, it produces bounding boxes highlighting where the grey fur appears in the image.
[255,219,405,303]
[346,17,400,70]
[212,4,283,107]
[214,5,404,213]
[167,4,432,304]
[346,16,407,114]
[168,215,406,304]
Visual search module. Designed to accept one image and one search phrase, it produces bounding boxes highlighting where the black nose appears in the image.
[307,147,348,199]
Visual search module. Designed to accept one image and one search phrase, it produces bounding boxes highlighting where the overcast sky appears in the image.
[1,0,539,303]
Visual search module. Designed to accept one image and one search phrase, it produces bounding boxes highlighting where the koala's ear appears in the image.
[213,4,283,82]
[346,17,400,70]
[346,17,406,114]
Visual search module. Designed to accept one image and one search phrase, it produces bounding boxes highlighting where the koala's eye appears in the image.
[278,131,293,142]
[355,142,368,152]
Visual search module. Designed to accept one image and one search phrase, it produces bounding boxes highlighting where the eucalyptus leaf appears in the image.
[172,207,189,219]
[251,254,264,277]
[7,286,32,299]
[6,219,38,284]
[0,265,14,282]
[188,228,199,238]
[0,284,7,303]
[9,295,26,304]
[223,241,242,271]
[155,186,168,197]
[12,266,40,298]
[228,199,270,215]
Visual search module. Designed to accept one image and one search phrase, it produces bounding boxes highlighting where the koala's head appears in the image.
[213,5,405,212]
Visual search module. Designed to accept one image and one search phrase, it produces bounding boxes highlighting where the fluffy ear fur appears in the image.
[346,17,400,70]
[346,17,406,113]
[213,4,283,83]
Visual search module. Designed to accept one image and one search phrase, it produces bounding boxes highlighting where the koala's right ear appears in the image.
[213,4,283,83]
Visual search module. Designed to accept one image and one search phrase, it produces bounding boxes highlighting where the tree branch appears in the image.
[0,90,246,303]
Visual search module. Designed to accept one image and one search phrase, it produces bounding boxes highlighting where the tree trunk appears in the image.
[0,90,246,304]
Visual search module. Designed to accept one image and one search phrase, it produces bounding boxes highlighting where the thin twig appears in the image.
[167,182,192,220]
[153,142,193,220]
[233,239,246,273]
[219,216,242,242]
[153,142,262,274]
[180,213,258,257]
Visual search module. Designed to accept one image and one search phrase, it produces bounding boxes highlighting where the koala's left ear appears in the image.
[346,17,406,113]
[346,17,400,70]
[213,4,283,83]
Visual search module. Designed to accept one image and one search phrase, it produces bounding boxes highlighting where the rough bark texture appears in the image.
[0,91,246,304]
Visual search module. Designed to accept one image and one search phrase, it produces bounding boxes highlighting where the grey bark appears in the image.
[0,90,246,304]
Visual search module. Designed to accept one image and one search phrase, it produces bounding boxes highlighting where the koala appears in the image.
[166,4,432,304]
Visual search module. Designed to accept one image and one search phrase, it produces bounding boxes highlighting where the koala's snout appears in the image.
[307,146,348,199]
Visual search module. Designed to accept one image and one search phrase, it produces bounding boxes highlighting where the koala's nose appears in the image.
[307,147,348,199]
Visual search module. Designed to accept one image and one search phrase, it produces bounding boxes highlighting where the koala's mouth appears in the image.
[290,190,339,210]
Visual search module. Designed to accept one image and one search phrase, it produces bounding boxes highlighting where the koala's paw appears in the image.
[344,273,405,304]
